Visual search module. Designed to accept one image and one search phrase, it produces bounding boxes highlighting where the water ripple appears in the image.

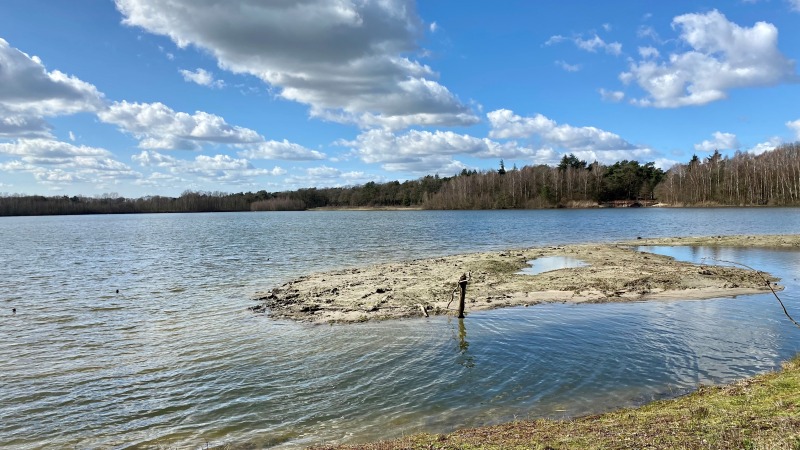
[1,211,799,448]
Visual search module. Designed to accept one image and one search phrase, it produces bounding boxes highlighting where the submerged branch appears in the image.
[706,257,800,330]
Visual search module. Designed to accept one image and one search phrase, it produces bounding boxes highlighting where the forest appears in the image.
[1,143,798,216]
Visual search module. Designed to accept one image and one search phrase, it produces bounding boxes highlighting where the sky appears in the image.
[1,0,799,197]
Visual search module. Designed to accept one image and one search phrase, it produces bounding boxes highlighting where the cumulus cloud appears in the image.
[132,150,278,183]
[575,35,622,55]
[0,116,51,139]
[98,101,262,150]
[487,109,654,163]
[0,38,104,138]
[0,138,111,160]
[638,46,660,59]
[114,0,477,129]
[238,139,326,161]
[0,138,139,186]
[622,10,798,108]
[284,165,374,189]
[98,101,325,163]
[545,33,621,55]
[179,68,224,88]
[747,137,783,155]
[694,131,740,152]
[338,128,537,173]
[787,119,800,139]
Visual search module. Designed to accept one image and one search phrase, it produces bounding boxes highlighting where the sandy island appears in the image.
[251,234,799,324]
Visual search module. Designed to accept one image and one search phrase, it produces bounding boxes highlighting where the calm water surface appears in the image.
[1,209,800,448]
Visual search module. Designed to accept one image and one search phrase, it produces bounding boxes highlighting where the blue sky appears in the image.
[1,0,799,197]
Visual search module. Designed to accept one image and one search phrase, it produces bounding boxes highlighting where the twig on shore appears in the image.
[705,257,800,330]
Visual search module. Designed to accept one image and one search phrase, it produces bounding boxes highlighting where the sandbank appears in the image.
[252,234,798,323]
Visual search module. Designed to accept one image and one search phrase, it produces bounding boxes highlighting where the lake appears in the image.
[1,208,799,448]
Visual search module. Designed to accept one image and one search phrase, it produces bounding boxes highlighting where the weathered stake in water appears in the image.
[458,272,469,319]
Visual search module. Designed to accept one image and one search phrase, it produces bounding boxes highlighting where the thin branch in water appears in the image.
[704,257,800,330]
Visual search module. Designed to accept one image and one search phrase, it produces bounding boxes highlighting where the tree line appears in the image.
[0,191,265,216]
[655,143,800,206]
[1,143,798,216]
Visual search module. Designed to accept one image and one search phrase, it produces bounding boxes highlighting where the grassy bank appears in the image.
[313,355,800,450]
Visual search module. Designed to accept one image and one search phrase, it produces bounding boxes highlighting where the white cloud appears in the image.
[134,171,182,187]
[131,149,177,167]
[98,101,262,150]
[307,166,365,181]
[0,38,104,116]
[787,119,800,139]
[653,158,680,170]
[487,109,655,163]
[132,150,277,184]
[114,0,477,129]
[0,138,111,160]
[179,68,225,88]
[789,0,800,11]
[238,139,326,161]
[545,31,621,56]
[574,35,622,55]
[68,131,76,142]
[555,60,581,72]
[623,10,798,108]
[637,25,661,42]
[0,116,51,139]
[694,131,740,152]
[0,139,139,186]
[99,101,323,165]
[268,166,287,176]
[339,128,536,173]
[602,23,612,32]
[0,38,104,138]
[429,21,438,33]
[747,137,783,155]
[599,89,625,102]
[284,165,374,188]
[189,154,266,180]
[34,169,76,183]
[638,46,660,59]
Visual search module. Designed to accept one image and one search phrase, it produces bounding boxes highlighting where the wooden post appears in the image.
[457,273,468,319]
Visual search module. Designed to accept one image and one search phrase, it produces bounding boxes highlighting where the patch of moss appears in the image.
[477,258,525,275]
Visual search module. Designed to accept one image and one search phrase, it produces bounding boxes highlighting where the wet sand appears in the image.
[252,234,798,324]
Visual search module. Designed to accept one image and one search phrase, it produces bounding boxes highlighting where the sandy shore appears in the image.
[252,234,798,324]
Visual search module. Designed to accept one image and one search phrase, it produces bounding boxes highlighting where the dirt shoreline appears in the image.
[252,234,798,324]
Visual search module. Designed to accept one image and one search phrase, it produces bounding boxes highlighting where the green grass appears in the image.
[313,355,800,450]
[477,258,526,275]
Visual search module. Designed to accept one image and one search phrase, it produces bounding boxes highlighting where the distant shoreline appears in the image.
[252,234,800,324]
[307,206,425,211]
[2,202,793,217]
